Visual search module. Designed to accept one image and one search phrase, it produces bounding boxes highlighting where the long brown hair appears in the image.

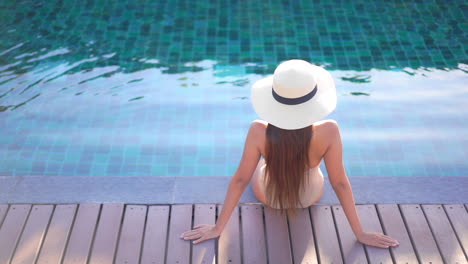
[264,123,313,220]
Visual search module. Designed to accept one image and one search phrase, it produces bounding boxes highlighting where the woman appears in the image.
[181,59,399,249]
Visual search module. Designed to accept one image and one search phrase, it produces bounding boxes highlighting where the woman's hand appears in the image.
[180,224,221,244]
[357,231,399,248]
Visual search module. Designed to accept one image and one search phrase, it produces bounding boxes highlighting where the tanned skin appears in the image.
[181,119,399,249]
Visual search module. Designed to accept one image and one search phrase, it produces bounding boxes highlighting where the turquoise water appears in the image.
[0,0,467,177]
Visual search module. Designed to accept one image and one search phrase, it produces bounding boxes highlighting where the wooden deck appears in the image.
[0,203,466,264]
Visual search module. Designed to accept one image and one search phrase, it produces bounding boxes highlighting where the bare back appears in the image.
[253,119,332,168]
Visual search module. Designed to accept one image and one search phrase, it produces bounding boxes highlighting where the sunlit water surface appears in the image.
[0,0,467,177]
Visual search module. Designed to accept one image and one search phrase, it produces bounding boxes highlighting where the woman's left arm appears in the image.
[180,121,262,244]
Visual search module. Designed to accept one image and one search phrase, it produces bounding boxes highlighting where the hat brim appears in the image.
[251,65,337,130]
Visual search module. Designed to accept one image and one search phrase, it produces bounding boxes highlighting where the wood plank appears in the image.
[11,205,54,264]
[399,204,443,264]
[217,204,241,264]
[89,203,124,264]
[37,204,77,264]
[310,205,343,264]
[356,205,392,263]
[141,205,170,263]
[115,205,147,264]
[288,207,318,264]
[443,204,468,256]
[331,205,367,264]
[0,204,31,264]
[0,204,8,226]
[140,205,170,264]
[240,204,267,264]
[166,204,192,264]
[192,204,216,264]
[376,204,418,263]
[62,203,101,264]
[422,204,466,263]
[264,207,293,264]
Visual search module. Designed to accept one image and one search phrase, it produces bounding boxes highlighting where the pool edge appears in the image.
[0,175,467,204]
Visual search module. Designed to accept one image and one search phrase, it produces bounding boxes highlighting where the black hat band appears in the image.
[272,85,318,105]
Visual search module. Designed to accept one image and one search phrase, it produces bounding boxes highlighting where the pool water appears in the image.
[0,0,467,177]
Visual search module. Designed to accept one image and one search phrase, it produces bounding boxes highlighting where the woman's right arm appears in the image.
[323,120,399,249]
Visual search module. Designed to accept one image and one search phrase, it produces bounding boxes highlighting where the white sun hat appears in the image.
[251,59,337,130]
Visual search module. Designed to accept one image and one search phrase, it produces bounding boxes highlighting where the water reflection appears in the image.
[1,0,466,77]
[341,75,371,83]
[0,60,466,177]
[0,0,466,177]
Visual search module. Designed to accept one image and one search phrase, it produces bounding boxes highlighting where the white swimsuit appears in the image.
[253,158,324,208]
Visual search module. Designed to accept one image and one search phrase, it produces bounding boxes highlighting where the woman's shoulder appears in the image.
[313,119,340,133]
[312,119,341,149]
[249,119,339,133]
[248,119,339,157]
[251,119,268,127]
[249,119,268,132]
[246,120,267,154]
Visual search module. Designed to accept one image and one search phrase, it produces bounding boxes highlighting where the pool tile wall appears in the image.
[0,0,467,177]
